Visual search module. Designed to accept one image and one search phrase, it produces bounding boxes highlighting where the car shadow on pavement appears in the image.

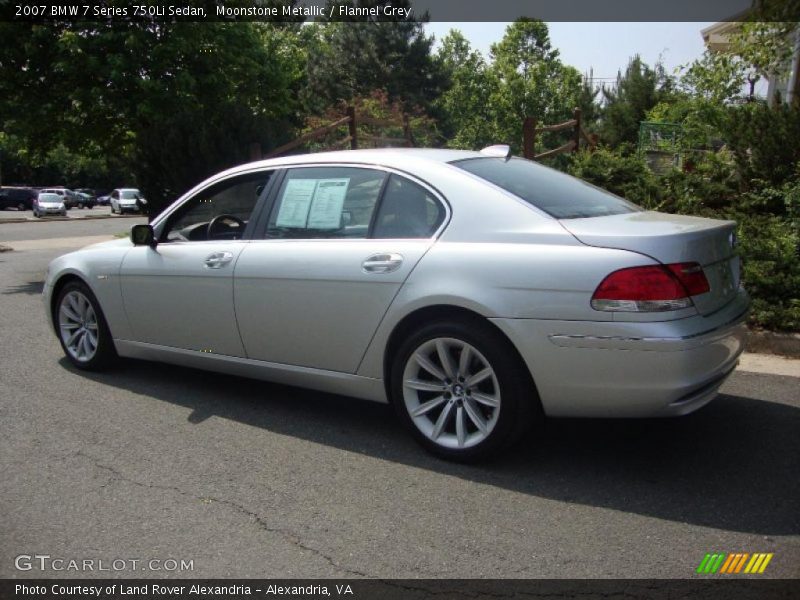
[3,280,44,295]
[66,357,799,537]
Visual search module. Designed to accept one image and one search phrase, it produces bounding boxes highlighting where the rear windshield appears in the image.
[452,157,641,219]
[38,194,60,202]
[120,190,141,199]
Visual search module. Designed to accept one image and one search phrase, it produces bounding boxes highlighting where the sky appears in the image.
[426,22,715,83]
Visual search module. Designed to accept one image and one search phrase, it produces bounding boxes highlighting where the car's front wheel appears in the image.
[55,281,116,370]
[391,319,540,462]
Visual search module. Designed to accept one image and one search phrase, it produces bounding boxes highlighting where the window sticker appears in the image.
[275,177,351,229]
[307,178,349,229]
[275,179,317,228]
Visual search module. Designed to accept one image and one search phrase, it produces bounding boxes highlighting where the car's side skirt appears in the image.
[114,340,389,403]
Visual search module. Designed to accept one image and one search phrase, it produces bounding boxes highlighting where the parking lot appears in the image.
[0,205,143,222]
[0,217,798,579]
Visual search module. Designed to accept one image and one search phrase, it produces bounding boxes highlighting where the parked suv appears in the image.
[0,187,37,211]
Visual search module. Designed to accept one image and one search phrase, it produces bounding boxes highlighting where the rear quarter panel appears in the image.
[354,168,665,380]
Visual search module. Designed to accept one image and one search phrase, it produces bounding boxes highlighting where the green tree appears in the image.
[488,19,583,152]
[303,1,440,113]
[435,30,498,149]
[0,17,304,215]
[599,55,674,148]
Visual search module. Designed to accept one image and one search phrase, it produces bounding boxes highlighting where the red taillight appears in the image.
[591,262,709,312]
[666,262,710,296]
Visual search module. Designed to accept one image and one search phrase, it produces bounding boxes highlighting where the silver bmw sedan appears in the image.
[44,147,748,461]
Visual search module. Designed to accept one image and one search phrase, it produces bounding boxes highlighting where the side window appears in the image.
[265,167,386,239]
[372,175,445,239]
[162,171,271,242]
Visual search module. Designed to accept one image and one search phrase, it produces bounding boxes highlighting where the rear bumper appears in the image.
[491,289,749,418]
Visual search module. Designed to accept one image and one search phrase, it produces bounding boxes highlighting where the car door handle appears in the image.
[362,253,403,274]
[204,251,234,269]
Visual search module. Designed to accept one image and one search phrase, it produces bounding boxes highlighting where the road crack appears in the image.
[73,450,371,578]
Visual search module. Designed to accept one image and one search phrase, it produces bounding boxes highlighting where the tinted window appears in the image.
[120,190,141,199]
[163,171,271,242]
[453,157,641,219]
[265,167,386,239]
[372,175,445,238]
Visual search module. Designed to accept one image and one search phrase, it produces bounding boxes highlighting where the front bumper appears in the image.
[491,289,749,418]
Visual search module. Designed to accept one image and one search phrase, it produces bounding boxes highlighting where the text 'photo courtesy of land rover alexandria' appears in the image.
[44,147,748,461]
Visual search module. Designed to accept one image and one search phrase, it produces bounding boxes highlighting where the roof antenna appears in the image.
[480,144,511,160]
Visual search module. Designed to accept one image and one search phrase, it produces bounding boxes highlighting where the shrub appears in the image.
[566,147,661,209]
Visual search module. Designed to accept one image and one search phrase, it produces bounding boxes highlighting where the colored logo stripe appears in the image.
[697,553,773,574]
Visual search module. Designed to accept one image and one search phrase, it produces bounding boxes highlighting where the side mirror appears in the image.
[131,224,156,248]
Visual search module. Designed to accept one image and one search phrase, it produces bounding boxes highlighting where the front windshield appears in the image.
[38,194,61,202]
[120,190,141,199]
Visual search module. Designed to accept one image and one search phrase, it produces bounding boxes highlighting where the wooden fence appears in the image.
[522,107,597,161]
[263,106,413,160]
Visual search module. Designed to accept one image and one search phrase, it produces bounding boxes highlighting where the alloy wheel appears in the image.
[402,337,501,449]
[58,290,99,362]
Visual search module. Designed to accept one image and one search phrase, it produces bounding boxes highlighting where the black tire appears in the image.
[390,318,542,462]
[54,280,117,371]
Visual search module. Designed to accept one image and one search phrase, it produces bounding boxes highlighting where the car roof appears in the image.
[219,148,486,178]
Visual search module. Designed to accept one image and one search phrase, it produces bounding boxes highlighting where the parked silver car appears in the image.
[43,148,748,460]
[33,192,67,217]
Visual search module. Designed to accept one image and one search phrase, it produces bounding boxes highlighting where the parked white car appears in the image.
[110,188,144,214]
[43,148,748,460]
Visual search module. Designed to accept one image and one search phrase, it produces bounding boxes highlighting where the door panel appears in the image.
[234,240,432,372]
[120,242,247,356]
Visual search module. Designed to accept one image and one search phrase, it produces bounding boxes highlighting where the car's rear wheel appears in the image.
[55,281,116,370]
[391,319,540,462]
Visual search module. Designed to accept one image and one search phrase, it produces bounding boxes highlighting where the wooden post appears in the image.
[248,142,262,162]
[523,117,536,160]
[573,107,581,153]
[346,106,357,150]
[402,113,413,147]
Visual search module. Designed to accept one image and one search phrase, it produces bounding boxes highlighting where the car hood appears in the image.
[84,238,133,250]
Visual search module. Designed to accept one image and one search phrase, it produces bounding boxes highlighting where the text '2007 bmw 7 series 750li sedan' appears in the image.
[44,146,748,461]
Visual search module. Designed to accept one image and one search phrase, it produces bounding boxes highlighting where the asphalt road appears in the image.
[1,219,798,580]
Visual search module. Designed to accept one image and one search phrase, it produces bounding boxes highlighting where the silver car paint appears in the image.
[44,149,748,417]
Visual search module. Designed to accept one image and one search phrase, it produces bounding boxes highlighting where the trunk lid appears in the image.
[561,211,740,315]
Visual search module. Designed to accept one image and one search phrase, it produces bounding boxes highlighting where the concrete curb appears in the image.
[745,330,800,358]
[0,214,142,224]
